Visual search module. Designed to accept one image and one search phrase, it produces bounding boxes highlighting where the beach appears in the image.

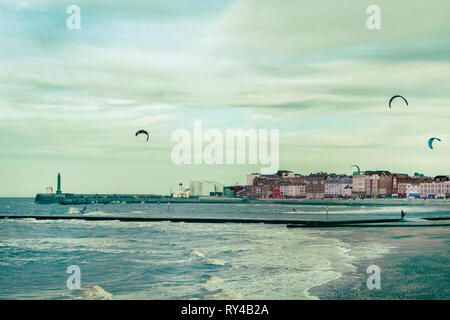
[309,226,450,299]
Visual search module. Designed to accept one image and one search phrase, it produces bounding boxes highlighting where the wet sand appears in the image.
[309,226,450,299]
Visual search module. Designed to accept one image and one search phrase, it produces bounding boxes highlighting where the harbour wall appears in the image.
[34,193,450,206]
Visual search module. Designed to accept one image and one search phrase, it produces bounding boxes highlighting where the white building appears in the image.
[172,183,190,198]
[419,181,450,198]
[189,180,202,196]
[325,176,352,198]
[398,183,420,196]
[209,180,224,195]
[189,180,224,196]
[202,180,216,196]
[247,173,260,186]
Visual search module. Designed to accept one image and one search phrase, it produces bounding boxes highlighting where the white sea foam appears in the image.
[193,224,392,300]
[70,284,113,300]
[284,206,398,215]
[189,249,225,266]
[22,218,53,224]
[68,207,80,214]
[84,210,109,216]
[189,249,205,258]
[206,289,242,300]
[205,276,224,286]
[203,258,225,266]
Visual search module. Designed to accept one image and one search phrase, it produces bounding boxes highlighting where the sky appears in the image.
[0,0,449,196]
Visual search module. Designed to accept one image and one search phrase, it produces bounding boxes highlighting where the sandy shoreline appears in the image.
[308,226,450,299]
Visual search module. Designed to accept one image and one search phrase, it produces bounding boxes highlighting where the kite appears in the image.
[135,129,149,142]
[428,137,441,149]
[389,95,408,108]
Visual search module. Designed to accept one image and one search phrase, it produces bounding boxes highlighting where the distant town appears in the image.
[176,170,450,200]
[37,170,450,205]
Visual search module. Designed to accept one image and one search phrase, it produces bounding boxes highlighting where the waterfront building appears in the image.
[342,185,352,197]
[252,185,262,198]
[286,185,306,198]
[305,173,327,199]
[325,175,352,198]
[351,174,366,197]
[434,175,450,183]
[276,170,295,178]
[273,187,281,198]
[398,182,421,198]
[243,169,445,200]
[45,186,53,194]
[210,180,224,196]
[202,180,216,196]
[189,180,224,196]
[250,173,307,199]
[391,174,410,196]
[172,183,190,198]
[223,186,236,197]
[246,173,260,186]
[189,180,202,196]
[352,171,393,197]
[279,184,288,198]
[235,185,252,198]
[377,172,393,196]
[261,185,274,199]
[419,180,450,198]
[365,174,379,196]
[363,171,392,197]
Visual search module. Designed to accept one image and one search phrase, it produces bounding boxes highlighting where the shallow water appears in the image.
[0,198,448,299]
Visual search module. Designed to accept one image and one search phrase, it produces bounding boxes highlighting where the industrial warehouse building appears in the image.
[189,180,224,197]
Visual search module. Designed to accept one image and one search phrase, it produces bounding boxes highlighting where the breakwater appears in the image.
[2,215,449,228]
[34,193,246,205]
[34,193,450,206]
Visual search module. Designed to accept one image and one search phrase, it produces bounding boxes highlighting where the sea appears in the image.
[0,198,449,300]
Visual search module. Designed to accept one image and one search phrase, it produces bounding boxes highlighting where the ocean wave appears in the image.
[84,211,110,216]
[205,276,224,286]
[69,284,113,300]
[206,289,242,300]
[68,207,80,214]
[189,249,205,258]
[189,249,225,266]
[23,218,53,224]
[203,258,225,266]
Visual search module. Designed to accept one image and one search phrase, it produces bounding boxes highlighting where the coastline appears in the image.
[308,226,450,300]
[33,193,450,206]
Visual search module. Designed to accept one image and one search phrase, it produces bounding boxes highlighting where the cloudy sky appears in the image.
[0,0,449,196]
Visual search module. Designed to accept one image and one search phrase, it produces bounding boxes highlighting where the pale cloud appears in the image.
[0,0,448,195]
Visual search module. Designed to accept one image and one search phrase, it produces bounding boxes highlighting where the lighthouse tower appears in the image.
[56,173,62,195]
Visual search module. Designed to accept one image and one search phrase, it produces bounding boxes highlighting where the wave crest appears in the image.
[70,284,113,300]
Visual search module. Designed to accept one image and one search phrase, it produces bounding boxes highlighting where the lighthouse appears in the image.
[56,173,62,195]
